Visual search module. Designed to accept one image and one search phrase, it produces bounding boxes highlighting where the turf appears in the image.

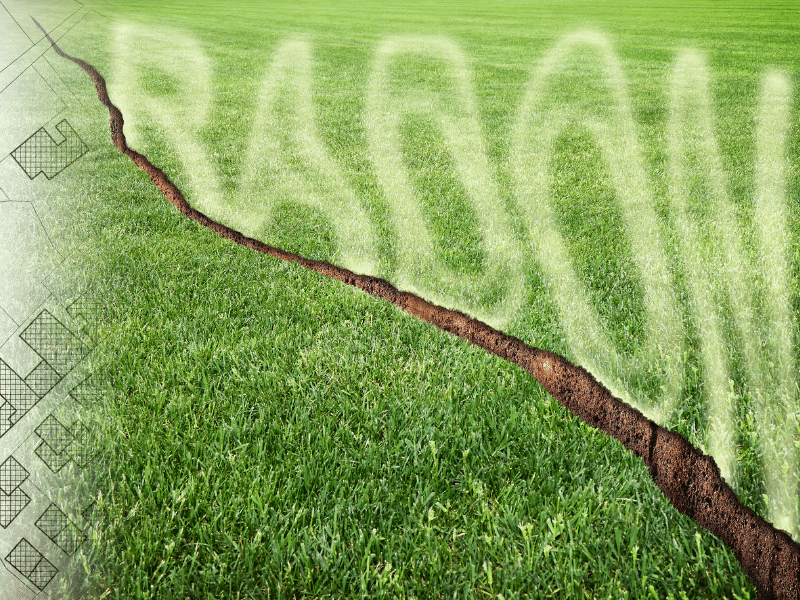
[54,1,800,598]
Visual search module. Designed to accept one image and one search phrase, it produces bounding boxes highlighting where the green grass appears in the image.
[51,0,800,597]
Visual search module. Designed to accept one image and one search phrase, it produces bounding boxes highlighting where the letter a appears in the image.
[237,37,378,275]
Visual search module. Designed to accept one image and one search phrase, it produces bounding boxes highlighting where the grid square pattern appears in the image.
[0,457,28,527]
[5,538,57,590]
[66,293,96,320]
[29,557,57,590]
[0,401,15,437]
[0,361,39,428]
[34,503,66,538]
[81,501,95,525]
[21,311,89,376]
[68,375,100,407]
[33,415,95,472]
[24,360,60,398]
[6,538,40,576]
[66,291,98,341]
[0,488,30,528]
[66,421,93,468]
[35,503,85,556]
[35,415,72,455]
[34,441,69,473]
[0,457,28,494]
[54,523,84,556]
[11,119,88,180]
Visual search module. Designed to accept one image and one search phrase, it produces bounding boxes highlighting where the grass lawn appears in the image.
[53,1,800,597]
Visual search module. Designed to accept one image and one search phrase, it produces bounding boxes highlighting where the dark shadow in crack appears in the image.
[33,16,800,600]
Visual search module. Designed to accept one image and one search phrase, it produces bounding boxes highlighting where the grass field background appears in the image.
[49,1,800,597]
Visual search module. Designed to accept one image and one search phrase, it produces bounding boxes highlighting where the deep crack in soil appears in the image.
[35,17,800,599]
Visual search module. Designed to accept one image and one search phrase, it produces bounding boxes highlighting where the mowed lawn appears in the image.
[59,1,800,598]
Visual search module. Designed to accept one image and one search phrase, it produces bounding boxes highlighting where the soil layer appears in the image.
[34,18,800,599]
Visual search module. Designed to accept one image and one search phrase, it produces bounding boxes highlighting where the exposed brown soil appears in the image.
[34,17,800,599]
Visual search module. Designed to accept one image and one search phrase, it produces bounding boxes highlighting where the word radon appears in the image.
[111,26,797,539]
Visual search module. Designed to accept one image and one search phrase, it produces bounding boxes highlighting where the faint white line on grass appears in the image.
[753,69,797,538]
[667,49,741,487]
[237,36,377,274]
[110,24,224,218]
[366,36,524,329]
[669,51,798,538]
[511,29,684,425]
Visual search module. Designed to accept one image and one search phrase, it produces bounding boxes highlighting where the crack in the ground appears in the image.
[34,17,800,599]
